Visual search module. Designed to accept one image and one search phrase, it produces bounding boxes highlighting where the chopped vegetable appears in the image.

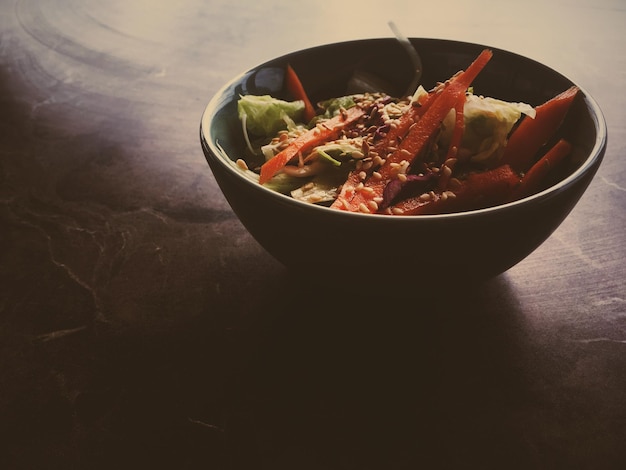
[333,48,493,212]
[258,104,366,184]
[391,164,520,215]
[235,48,580,216]
[439,93,536,165]
[285,64,316,122]
[501,85,579,173]
[510,138,573,200]
[238,95,305,136]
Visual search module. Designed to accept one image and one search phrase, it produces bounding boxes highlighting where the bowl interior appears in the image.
[202,37,605,208]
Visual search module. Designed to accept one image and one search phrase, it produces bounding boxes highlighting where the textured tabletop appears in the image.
[1,1,625,468]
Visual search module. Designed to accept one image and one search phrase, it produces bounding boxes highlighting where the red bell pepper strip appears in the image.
[501,85,579,173]
[285,64,316,123]
[334,48,493,213]
[258,105,366,184]
[510,138,573,200]
[391,164,520,215]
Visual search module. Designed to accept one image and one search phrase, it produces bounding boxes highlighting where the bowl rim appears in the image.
[200,37,607,222]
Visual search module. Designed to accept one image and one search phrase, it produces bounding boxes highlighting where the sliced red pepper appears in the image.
[510,138,573,200]
[334,49,493,213]
[501,85,579,173]
[258,105,366,185]
[285,64,316,123]
[391,164,520,215]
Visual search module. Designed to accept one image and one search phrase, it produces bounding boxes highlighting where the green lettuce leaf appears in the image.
[237,95,305,136]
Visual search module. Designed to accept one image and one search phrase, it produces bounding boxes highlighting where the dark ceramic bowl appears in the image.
[200,38,606,286]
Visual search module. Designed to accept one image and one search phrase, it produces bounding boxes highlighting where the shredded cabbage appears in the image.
[439,93,536,164]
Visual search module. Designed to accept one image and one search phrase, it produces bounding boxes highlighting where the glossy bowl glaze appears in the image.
[200,38,606,286]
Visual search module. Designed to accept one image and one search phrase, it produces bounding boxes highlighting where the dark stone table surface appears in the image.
[1,1,624,468]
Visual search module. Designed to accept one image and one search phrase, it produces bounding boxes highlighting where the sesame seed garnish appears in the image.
[358,203,370,213]
[337,197,350,208]
[236,159,249,170]
[352,150,365,159]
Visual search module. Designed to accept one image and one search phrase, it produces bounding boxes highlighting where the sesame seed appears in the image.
[358,203,370,213]
[336,197,349,209]
[359,171,367,180]
[368,200,379,212]
[391,207,405,215]
[236,159,249,170]
[372,171,382,180]
[397,173,407,182]
[419,193,431,201]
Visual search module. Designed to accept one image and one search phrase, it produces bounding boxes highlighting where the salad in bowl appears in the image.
[232,49,581,216]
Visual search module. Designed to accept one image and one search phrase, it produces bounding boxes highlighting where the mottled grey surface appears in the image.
[1,1,625,468]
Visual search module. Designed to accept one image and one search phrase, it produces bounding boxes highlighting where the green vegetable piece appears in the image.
[237,95,305,137]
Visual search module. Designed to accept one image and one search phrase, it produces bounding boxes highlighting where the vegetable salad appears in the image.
[234,49,579,215]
